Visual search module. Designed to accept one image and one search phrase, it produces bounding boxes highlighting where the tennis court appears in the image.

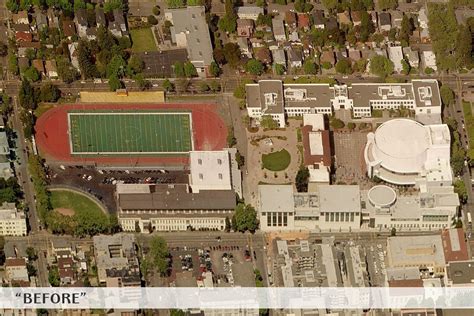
[68,111,193,155]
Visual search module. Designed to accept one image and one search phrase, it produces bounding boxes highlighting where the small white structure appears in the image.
[388,46,404,73]
[422,51,438,71]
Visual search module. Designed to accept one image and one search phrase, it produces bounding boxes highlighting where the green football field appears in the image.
[68,111,193,154]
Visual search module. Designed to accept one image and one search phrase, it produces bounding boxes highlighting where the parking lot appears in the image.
[47,165,189,212]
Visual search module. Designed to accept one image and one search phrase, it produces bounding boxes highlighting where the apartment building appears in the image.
[0,203,26,236]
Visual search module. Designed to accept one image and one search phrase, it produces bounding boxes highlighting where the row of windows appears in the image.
[266,212,289,227]
[379,223,448,228]
[324,212,356,222]
[121,209,232,214]
[152,219,223,224]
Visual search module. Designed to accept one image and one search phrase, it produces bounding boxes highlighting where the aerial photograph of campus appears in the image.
[0,0,473,314]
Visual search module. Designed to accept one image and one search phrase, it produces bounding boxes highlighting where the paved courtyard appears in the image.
[333,130,373,189]
[244,120,302,206]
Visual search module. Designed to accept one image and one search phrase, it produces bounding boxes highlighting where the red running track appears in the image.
[35,103,228,167]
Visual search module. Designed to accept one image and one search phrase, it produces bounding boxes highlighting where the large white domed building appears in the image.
[364,119,452,185]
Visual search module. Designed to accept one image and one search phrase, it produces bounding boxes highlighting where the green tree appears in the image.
[198,81,209,93]
[108,75,122,91]
[48,266,60,287]
[77,40,97,79]
[246,59,264,76]
[149,236,170,275]
[455,24,473,69]
[330,117,345,129]
[6,0,19,12]
[27,263,37,277]
[209,80,221,92]
[218,14,237,33]
[147,15,158,25]
[359,11,375,42]
[209,61,220,77]
[335,58,353,74]
[370,55,394,78]
[152,6,160,15]
[26,247,37,261]
[19,78,36,110]
[223,43,241,68]
[378,0,398,10]
[184,62,197,77]
[347,122,356,130]
[166,0,185,8]
[173,62,185,78]
[8,50,19,76]
[162,79,174,92]
[399,14,414,46]
[233,203,258,232]
[454,179,468,204]
[127,55,144,75]
[295,167,310,192]
[103,0,122,12]
[256,14,272,27]
[23,66,40,82]
[303,59,318,75]
[260,115,278,129]
[401,59,410,75]
[274,63,285,75]
[107,55,126,78]
[322,0,338,11]
[440,86,455,106]
[39,82,60,102]
[0,43,7,57]
[56,56,79,84]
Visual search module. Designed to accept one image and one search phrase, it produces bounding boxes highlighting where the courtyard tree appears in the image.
[335,58,353,75]
[295,167,310,192]
[246,59,264,76]
[260,115,278,129]
[370,55,394,78]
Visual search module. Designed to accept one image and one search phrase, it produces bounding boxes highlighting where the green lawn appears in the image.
[50,190,104,216]
[34,103,56,118]
[262,149,291,171]
[130,28,157,52]
[68,111,192,154]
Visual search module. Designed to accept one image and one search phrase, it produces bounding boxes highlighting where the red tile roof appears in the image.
[15,31,32,42]
[442,228,469,263]
[297,14,310,28]
[5,258,26,267]
[302,126,331,167]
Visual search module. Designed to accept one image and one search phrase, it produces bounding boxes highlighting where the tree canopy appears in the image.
[233,203,258,232]
[370,55,394,77]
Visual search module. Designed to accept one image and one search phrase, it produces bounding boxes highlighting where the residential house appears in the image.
[348,48,361,62]
[62,19,77,39]
[297,13,310,31]
[32,59,44,75]
[165,6,215,77]
[5,258,29,284]
[75,8,88,38]
[351,11,362,27]
[18,42,41,49]
[272,18,286,41]
[15,31,32,42]
[418,8,430,42]
[287,48,303,68]
[237,6,263,21]
[255,47,272,64]
[51,239,74,256]
[237,37,252,58]
[312,10,325,29]
[403,47,419,68]
[0,203,26,236]
[272,48,286,67]
[335,48,348,62]
[285,11,297,29]
[337,11,351,26]
[374,47,387,57]
[237,19,253,37]
[325,16,338,31]
[391,11,403,29]
[35,11,48,31]
[422,51,437,71]
[388,46,404,73]
[68,42,80,72]
[46,8,59,28]
[378,12,391,32]
[96,8,106,27]
[320,50,335,66]
[12,11,29,24]
[58,257,75,285]
[109,9,127,37]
